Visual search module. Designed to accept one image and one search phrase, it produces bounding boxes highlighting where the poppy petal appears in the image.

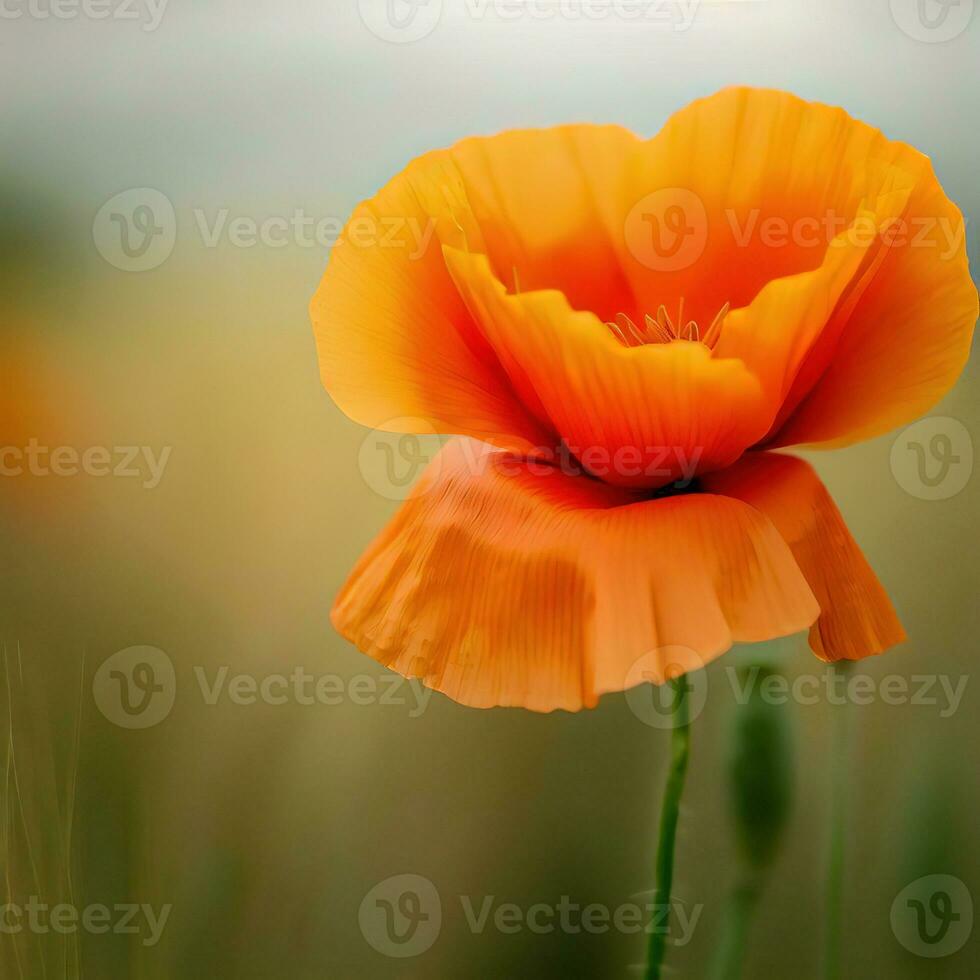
[702,452,906,661]
[444,123,643,321]
[332,439,819,712]
[309,150,553,455]
[768,166,977,447]
[715,177,915,424]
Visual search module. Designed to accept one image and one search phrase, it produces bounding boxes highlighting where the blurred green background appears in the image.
[1,1,978,977]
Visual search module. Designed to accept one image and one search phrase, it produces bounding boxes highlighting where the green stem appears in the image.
[712,873,764,980]
[644,675,692,980]
[823,661,851,980]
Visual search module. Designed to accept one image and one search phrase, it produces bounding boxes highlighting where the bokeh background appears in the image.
[1,1,978,976]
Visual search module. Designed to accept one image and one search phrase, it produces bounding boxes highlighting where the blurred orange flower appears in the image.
[311,87,977,711]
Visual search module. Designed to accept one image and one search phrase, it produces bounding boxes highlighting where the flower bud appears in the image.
[727,664,794,869]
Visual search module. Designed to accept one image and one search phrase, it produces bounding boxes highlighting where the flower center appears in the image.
[606,299,730,351]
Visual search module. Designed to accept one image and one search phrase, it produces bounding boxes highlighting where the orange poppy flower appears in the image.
[312,86,977,711]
